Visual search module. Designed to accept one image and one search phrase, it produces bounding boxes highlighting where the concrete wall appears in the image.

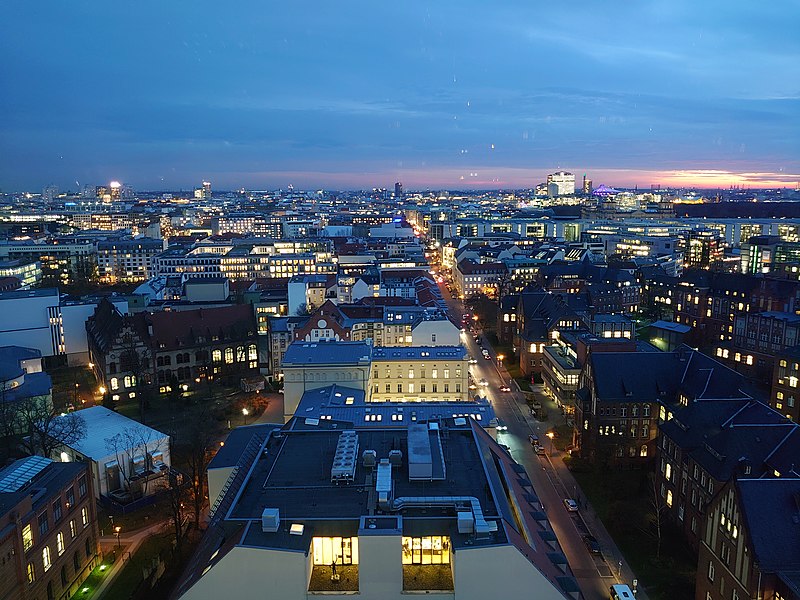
[283,365,370,421]
[181,546,309,600]
[412,319,461,347]
[182,538,569,599]
[207,466,234,510]
[0,293,59,356]
[358,533,403,598]
[453,544,567,600]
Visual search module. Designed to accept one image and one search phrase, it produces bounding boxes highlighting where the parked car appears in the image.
[494,418,508,431]
[479,378,488,386]
[469,357,478,364]
[499,385,511,392]
[582,534,601,555]
[528,434,539,446]
[563,498,579,512]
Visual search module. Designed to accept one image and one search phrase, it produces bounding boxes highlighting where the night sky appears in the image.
[1,1,798,191]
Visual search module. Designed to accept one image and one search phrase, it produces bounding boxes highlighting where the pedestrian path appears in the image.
[93,522,166,599]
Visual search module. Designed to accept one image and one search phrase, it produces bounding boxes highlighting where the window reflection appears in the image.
[401,536,450,565]
[312,537,359,565]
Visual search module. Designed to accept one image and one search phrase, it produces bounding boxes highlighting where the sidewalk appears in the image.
[525,389,649,599]
[93,521,166,599]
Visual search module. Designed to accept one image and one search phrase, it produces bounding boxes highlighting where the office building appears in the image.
[175,418,580,599]
[546,172,575,197]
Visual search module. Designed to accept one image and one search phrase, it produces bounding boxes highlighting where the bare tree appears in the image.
[163,470,189,554]
[116,329,152,422]
[649,472,668,559]
[183,404,217,529]
[104,425,163,500]
[3,394,88,459]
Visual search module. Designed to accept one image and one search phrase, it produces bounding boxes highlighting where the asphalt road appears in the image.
[438,279,645,600]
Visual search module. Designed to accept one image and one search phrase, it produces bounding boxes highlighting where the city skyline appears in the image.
[1,1,798,191]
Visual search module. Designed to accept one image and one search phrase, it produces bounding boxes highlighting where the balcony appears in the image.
[308,565,359,593]
[402,565,454,592]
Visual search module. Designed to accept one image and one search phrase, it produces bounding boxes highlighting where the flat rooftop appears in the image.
[282,341,372,366]
[372,346,467,361]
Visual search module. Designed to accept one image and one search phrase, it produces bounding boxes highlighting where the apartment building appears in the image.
[576,347,747,463]
[96,237,164,283]
[0,457,100,600]
[370,346,469,403]
[696,478,800,600]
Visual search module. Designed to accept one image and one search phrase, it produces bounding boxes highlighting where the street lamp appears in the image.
[114,526,121,549]
[242,407,249,425]
[546,432,555,457]
[497,354,504,366]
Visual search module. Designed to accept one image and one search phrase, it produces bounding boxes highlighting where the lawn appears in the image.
[102,533,176,600]
[69,561,114,600]
[570,467,696,599]
[49,365,99,409]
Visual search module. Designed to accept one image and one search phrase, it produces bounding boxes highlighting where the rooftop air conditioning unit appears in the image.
[262,508,280,533]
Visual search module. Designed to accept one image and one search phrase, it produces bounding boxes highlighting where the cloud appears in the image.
[0,0,798,190]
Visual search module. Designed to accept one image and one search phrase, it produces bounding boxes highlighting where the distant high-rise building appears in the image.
[194,181,212,200]
[93,181,133,202]
[394,181,404,198]
[546,171,575,197]
[42,184,58,201]
[582,174,592,195]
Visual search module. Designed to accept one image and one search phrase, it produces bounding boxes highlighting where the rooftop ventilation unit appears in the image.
[388,449,403,467]
[331,430,359,484]
[362,449,377,468]
[262,508,280,533]
[376,459,393,510]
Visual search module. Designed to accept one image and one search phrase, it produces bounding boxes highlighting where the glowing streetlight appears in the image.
[546,432,555,457]
[114,526,121,548]
[242,407,249,425]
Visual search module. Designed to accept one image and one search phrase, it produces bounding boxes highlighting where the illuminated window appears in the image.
[27,562,34,584]
[110,377,119,391]
[224,348,234,364]
[401,536,450,565]
[81,507,88,527]
[312,537,359,565]
[248,344,258,361]
[666,490,673,507]
[42,546,51,572]
[56,532,64,555]
[22,524,33,551]
[212,349,222,363]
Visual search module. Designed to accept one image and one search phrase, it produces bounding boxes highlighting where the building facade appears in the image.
[0,457,100,600]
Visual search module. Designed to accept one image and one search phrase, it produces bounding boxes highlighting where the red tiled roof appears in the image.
[144,304,256,350]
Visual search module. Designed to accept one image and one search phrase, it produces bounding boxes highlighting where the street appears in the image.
[438,279,646,600]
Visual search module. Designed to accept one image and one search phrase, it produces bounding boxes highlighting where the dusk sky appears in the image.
[1,1,798,191]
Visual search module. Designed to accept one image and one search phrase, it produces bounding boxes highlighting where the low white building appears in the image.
[0,288,128,364]
[50,406,171,501]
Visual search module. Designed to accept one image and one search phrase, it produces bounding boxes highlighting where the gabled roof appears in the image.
[144,304,256,351]
[736,478,800,572]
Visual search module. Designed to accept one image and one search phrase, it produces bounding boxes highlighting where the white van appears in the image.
[609,584,634,600]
